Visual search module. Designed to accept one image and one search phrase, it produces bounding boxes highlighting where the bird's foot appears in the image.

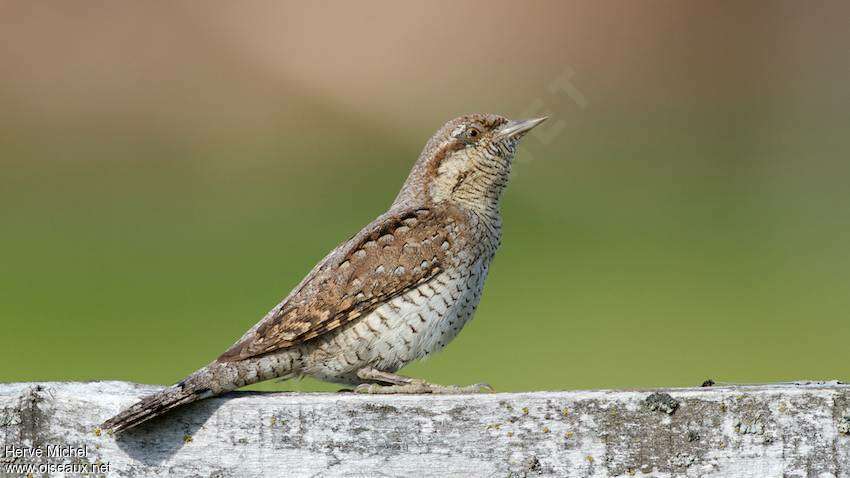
[354,379,493,395]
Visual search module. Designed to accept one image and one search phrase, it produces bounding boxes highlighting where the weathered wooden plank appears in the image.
[1,381,848,477]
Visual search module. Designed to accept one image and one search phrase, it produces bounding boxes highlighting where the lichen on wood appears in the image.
[0,381,848,477]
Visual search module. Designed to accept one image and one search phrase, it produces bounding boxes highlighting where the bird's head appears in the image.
[395,113,546,213]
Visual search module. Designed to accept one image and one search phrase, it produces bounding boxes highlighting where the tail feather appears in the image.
[103,357,278,433]
[102,372,214,433]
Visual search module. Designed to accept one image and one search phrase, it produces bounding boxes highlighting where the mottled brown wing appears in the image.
[217,206,462,362]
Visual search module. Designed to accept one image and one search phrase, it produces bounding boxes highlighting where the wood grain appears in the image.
[1,381,849,477]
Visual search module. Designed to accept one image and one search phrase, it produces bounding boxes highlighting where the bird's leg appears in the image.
[353,366,493,394]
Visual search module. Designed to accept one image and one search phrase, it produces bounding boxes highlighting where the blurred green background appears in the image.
[2,2,849,392]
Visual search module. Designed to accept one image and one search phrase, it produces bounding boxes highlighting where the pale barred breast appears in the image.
[299,253,490,384]
[400,258,489,362]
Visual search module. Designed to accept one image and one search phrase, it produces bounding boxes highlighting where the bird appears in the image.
[102,113,546,433]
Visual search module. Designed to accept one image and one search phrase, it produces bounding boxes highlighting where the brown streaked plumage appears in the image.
[218,207,454,359]
[102,113,546,433]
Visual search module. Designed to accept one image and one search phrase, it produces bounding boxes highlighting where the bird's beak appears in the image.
[494,116,548,140]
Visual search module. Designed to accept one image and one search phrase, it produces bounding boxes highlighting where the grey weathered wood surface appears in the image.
[1,381,849,477]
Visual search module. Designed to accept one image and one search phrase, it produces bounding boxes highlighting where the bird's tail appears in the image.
[101,364,223,433]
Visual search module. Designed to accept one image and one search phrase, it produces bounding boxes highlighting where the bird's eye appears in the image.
[466,128,480,140]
